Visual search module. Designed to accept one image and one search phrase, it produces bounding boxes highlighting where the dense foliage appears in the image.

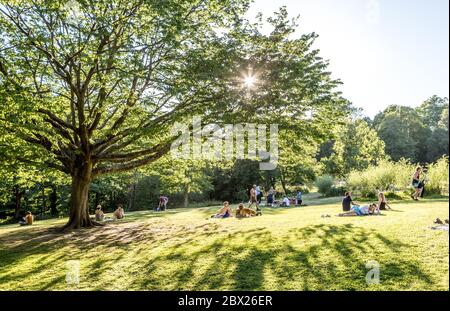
[0,2,447,224]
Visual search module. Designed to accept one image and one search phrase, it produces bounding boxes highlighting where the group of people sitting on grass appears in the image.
[17,167,428,226]
[211,201,263,219]
[248,184,303,208]
[338,191,391,217]
[211,184,288,219]
[94,204,125,222]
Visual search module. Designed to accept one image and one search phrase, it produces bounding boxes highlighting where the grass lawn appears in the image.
[0,198,448,291]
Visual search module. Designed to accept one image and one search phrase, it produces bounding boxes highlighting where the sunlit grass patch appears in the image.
[0,198,448,290]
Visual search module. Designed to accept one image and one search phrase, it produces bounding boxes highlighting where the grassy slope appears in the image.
[0,198,448,291]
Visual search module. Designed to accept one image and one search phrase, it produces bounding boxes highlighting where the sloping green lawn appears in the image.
[0,198,448,291]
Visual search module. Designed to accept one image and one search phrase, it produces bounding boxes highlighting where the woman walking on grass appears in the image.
[411,167,423,201]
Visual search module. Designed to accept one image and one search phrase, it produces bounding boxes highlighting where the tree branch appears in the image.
[93,143,171,175]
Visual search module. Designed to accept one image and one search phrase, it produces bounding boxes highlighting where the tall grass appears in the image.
[426,157,449,195]
[347,159,414,197]
[346,158,449,198]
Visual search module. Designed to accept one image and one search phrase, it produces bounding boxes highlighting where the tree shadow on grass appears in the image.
[135,224,436,290]
[0,221,438,290]
[0,220,220,289]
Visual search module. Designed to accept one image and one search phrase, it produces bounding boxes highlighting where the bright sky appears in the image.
[247,0,449,117]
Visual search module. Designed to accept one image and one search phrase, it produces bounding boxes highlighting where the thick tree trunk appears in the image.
[62,162,95,230]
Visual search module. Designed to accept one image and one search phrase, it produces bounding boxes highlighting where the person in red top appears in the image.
[158,196,168,211]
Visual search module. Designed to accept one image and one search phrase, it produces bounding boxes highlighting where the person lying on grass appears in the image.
[211,201,233,219]
[337,204,380,217]
[235,203,262,218]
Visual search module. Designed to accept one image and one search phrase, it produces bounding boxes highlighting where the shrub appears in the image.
[315,175,334,195]
[347,159,415,197]
[315,175,343,197]
[347,158,450,198]
[426,157,449,195]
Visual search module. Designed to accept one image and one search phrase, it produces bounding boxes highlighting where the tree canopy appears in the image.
[0,1,348,228]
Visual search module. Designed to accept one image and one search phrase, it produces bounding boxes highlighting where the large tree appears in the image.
[0,2,348,229]
[0,0,249,229]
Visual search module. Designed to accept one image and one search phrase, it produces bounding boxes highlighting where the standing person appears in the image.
[248,185,260,211]
[158,196,169,211]
[296,190,303,206]
[267,187,275,206]
[377,192,392,210]
[342,192,359,212]
[256,185,263,204]
[411,167,422,201]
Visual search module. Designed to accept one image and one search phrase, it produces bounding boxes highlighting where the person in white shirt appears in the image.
[281,196,290,207]
[255,185,263,204]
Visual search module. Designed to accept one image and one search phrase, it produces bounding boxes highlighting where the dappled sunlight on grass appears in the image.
[0,199,448,290]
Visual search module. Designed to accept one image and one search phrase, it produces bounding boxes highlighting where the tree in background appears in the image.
[153,158,213,208]
[319,119,386,177]
[418,96,449,162]
[372,98,449,164]
[276,129,319,194]
[417,96,448,130]
[373,106,430,163]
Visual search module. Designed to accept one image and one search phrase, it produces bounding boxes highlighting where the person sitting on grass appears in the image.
[377,192,392,210]
[235,203,262,218]
[19,211,33,226]
[95,205,104,221]
[338,204,379,217]
[113,205,125,220]
[211,201,233,219]
[342,192,360,212]
[280,196,290,207]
